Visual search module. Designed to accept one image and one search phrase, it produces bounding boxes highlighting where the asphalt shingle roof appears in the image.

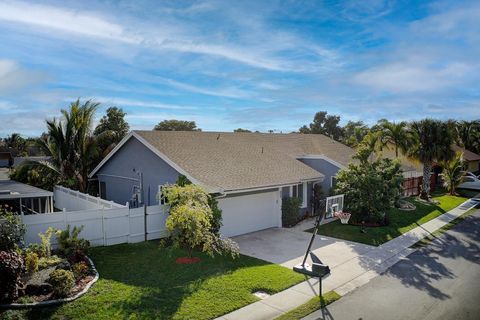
[134,131,355,192]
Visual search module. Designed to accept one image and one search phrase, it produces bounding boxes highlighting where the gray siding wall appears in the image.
[299,158,342,196]
[281,183,315,217]
[96,137,180,206]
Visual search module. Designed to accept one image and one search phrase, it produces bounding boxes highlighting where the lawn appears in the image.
[274,291,341,320]
[313,193,468,246]
[1,242,304,320]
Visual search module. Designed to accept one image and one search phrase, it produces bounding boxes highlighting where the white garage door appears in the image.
[219,190,281,237]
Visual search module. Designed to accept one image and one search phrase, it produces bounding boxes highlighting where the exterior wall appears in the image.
[96,137,180,206]
[299,158,341,195]
[467,160,480,173]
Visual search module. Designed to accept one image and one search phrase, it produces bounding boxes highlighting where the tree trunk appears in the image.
[421,162,432,200]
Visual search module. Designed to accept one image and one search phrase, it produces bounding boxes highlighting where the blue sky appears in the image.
[0,0,479,136]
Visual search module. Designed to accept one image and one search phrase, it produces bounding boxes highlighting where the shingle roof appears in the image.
[134,131,355,192]
[452,145,480,161]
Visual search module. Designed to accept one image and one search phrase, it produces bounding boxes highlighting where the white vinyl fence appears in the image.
[23,186,170,247]
[54,185,125,211]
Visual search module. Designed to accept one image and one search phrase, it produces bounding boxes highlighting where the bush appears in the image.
[38,255,62,269]
[47,269,75,298]
[56,225,90,262]
[163,184,238,259]
[208,196,223,235]
[335,156,403,224]
[0,251,25,303]
[25,252,39,273]
[72,261,89,281]
[0,206,26,251]
[38,227,55,258]
[282,197,302,227]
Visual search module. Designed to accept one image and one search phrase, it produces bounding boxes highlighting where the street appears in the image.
[304,210,480,320]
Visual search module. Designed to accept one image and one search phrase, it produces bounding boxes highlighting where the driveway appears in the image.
[233,227,374,269]
[303,210,480,320]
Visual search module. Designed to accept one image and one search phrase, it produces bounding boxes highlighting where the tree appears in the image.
[441,152,465,195]
[154,120,200,131]
[342,121,369,147]
[299,111,344,141]
[409,119,455,200]
[376,120,415,158]
[35,99,100,192]
[334,141,404,224]
[163,184,238,259]
[94,107,129,157]
[3,133,27,156]
[233,128,251,133]
[455,120,480,155]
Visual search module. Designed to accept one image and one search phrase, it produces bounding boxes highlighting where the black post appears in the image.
[318,277,322,298]
[144,204,147,242]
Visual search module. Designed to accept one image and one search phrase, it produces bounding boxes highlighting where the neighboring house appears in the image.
[0,180,54,214]
[452,145,480,173]
[89,131,355,237]
[0,151,14,168]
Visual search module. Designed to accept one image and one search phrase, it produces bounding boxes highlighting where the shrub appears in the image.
[72,261,88,281]
[47,269,75,298]
[0,251,25,303]
[0,206,26,251]
[25,252,39,273]
[38,227,55,258]
[335,156,403,224]
[208,196,223,235]
[282,197,301,227]
[38,255,62,269]
[56,225,90,262]
[163,184,238,259]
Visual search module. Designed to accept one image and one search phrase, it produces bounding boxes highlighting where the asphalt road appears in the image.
[304,210,480,320]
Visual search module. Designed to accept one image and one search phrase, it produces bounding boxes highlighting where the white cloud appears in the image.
[0,59,47,94]
[352,61,470,93]
[157,78,251,99]
[74,97,198,110]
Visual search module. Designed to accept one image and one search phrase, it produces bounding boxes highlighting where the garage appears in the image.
[219,189,282,237]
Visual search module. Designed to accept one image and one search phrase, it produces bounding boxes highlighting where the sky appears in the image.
[0,0,479,137]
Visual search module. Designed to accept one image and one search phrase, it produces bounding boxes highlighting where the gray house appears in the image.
[89,131,354,237]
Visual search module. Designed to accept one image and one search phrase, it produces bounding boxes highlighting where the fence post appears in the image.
[102,208,106,246]
[62,208,67,229]
[144,204,147,242]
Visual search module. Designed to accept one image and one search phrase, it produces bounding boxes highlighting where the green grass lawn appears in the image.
[274,291,341,320]
[1,242,304,320]
[313,193,468,246]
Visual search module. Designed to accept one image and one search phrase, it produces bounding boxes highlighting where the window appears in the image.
[331,176,338,188]
[158,185,168,205]
[290,182,307,208]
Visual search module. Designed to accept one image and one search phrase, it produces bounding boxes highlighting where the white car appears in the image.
[458,175,480,190]
[462,171,480,179]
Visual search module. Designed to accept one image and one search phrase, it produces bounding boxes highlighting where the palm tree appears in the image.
[441,152,465,195]
[409,119,455,200]
[36,99,99,192]
[455,120,480,154]
[377,120,415,158]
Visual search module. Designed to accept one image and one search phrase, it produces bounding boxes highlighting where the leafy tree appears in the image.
[376,120,415,158]
[455,120,480,154]
[154,120,201,131]
[409,119,455,200]
[35,99,100,192]
[163,184,238,258]
[334,143,404,224]
[234,128,251,133]
[299,111,344,141]
[441,152,465,195]
[94,107,129,157]
[9,164,56,190]
[0,206,26,251]
[3,133,27,156]
[342,121,369,147]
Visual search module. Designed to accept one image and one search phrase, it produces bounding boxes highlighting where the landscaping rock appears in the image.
[55,260,71,271]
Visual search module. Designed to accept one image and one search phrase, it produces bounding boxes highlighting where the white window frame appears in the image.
[289,182,307,208]
[330,176,337,188]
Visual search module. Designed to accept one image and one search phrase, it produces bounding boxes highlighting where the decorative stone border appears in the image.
[0,257,99,309]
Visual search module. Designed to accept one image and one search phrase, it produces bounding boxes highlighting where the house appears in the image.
[452,145,480,173]
[89,131,355,237]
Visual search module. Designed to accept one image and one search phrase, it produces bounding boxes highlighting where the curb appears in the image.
[0,256,99,309]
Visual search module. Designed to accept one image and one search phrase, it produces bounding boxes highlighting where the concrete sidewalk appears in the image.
[216,199,478,320]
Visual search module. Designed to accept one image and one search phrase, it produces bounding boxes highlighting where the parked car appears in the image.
[458,175,480,190]
[462,171,480,179]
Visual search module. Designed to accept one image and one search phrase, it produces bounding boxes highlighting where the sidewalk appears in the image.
[217,198,478,320]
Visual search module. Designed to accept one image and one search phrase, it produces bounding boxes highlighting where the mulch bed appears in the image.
[175,257,201,264]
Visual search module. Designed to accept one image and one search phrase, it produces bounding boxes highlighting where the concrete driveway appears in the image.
[233,227,375,269]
